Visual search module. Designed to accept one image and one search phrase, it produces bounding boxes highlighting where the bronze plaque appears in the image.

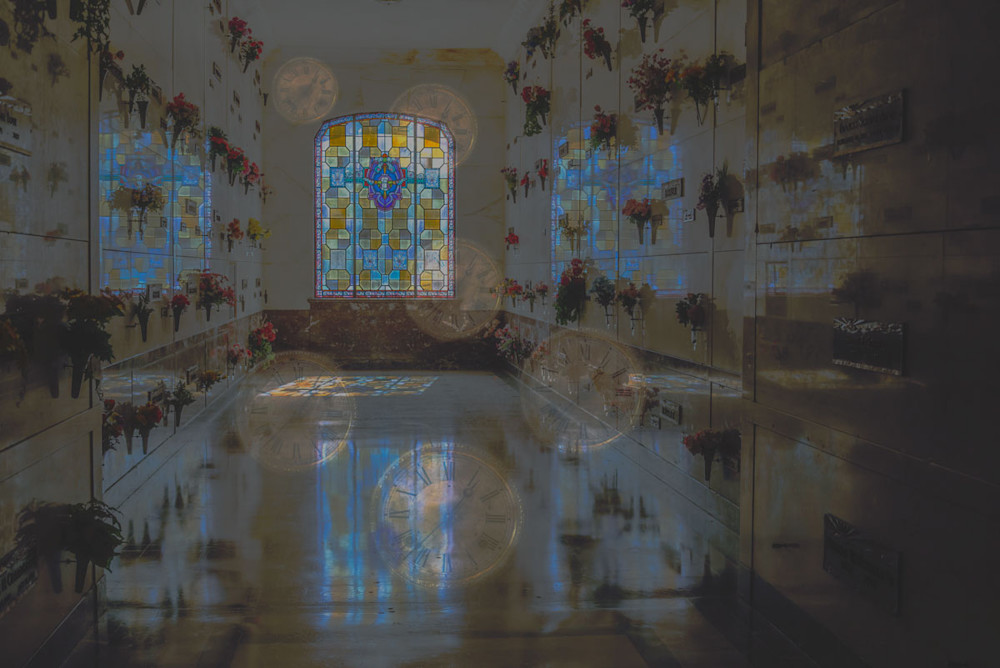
[823,514,900,615]
[661,178,684,201]
[832,318,905,375]
[833,90,904,156]
[659,398,681,425]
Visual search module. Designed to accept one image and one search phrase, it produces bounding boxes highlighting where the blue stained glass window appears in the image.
[315,113,455,299]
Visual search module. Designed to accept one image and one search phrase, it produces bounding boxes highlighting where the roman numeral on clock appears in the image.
[479,488,502,503]
[479,534,501,551]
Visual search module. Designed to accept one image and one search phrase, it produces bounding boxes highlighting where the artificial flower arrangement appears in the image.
[590,105,617,151]
[696,163,729,237]
[683,428,741,481]
[247,321,277,367]
[589,275,617,325]
[503,60,520,95]
[123,63,151,128]
[554,258,588,325]
[487,323,536,368]
[134,401,163,453]
[246,218,271,247]
[16,499,123,594]
[502,278,524,308]
[226,343,247,369]
[521,6,559,63]
[521,284,537,311]
[226,145,248,186]
[170,293,189,332]
[166,93,201,150]
[521,86,551,137]
[259,182,274,205]
[197,272,236,321]
[505,231,520,251]
[240,161,261,194]
[208,126,229,171]
[536,159,549,190]
[622,197,653,244]
[239,36,263,73]
[2,289,65,398]
[627,50,680,133]
[622,0,659,43]
[196,369,223,393]
[617,282,642,334]
[501,166,519,202]
[675,292,707,348]
[110,183,165,240]
[582,19,613,72]
[520,172,534,199]
[59,289,125,398]
[102,398,124,455]
[558,212,589,253]
[129,290,155,342]
[166,381,195,428]
[226,218,243,251]
[227,17,250,53]
[534,282,550,305]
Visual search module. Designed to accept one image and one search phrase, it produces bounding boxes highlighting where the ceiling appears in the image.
[253,0,543,57]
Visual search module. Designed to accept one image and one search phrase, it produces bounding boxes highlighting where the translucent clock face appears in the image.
[391,84,477,165]
[273,57,338,124]
[373,445,522,588]
[237,351,354,473]
[408,240,501,341]
[520,330,645,455]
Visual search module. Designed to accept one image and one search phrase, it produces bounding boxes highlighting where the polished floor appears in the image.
[67,371,806,667]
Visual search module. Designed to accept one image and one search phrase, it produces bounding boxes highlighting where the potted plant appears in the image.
[617,282,642,334]
[101,398,124,455]
[170,293,189,332]
[208,126,228,172]
[16,499,123,594]
[696,163,728,238]
[683,428,741,481]
[589,276,617,326]
[129,290,154,342]
[582,20,613,72]
[503,60,520,95]
[197,272,235,321]
[536,159,548,190]
[246,218,270,248]
[621,0,658,43]
[590,106,617,152]
[554,258,588,325]
[225,218,243,252]
[622,197,653,244]
[238,35,263,73]
[628,50,680,133]
[501,167,518,203]
[123,64,151,127]
[227,16,250,53]
[521,86,550,137]
[166,93,201,151]
[167,382,195,428]
[247,321,277,367]
[675,292,707,348]
[58,289,124,398]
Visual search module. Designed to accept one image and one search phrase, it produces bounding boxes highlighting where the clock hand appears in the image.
[405,473,480,558]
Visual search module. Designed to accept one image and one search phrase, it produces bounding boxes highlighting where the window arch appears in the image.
[315,113,455,298]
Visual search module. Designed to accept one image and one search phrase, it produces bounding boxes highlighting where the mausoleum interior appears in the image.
[0,1,997,666]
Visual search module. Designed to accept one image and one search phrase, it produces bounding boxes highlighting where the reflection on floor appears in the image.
[265,375,439,398]
[66,371,797,667]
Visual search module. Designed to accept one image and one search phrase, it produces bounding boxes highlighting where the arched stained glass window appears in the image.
[315,113,455,298]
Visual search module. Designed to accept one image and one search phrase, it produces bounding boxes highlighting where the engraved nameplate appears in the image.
[833,90,904,157]
[661,178,684,201]
[832,318,905,376]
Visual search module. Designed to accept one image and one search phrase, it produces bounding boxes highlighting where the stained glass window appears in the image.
[315,113,455,298]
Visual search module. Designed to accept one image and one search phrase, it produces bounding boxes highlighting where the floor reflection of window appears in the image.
[264,375,439,398]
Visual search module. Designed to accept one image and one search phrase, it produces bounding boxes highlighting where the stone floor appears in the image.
[63,370,804,667]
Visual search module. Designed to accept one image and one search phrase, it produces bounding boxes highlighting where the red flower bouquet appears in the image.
[590,105,617,151]
[627,50,680,132]
[227,17,249,52]
[623,197,653,243]
[583,19,613,71]
[505,231,519,251]
[248,321,277,366]
[166,93,201,149]
[554,258,588,325]
[521,86,550,137]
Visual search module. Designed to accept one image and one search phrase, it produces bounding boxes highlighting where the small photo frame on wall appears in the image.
[184,198,197,216]
[147,283,162,300]
[558,142,569,158]
[241,279,248,289]
[160,216,167,228]
[186,280,198,296]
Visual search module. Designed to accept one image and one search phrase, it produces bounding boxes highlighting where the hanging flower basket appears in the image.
[590,106,618,152]
[582,20,613,72]
[170,294,189,332]
[622,0,658,43]
[208,127,228,172]
[166,93,201,151]
[554,259,588,325]
[623,198,652,245]
[628,50,680,134]
[227,17,249,53]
